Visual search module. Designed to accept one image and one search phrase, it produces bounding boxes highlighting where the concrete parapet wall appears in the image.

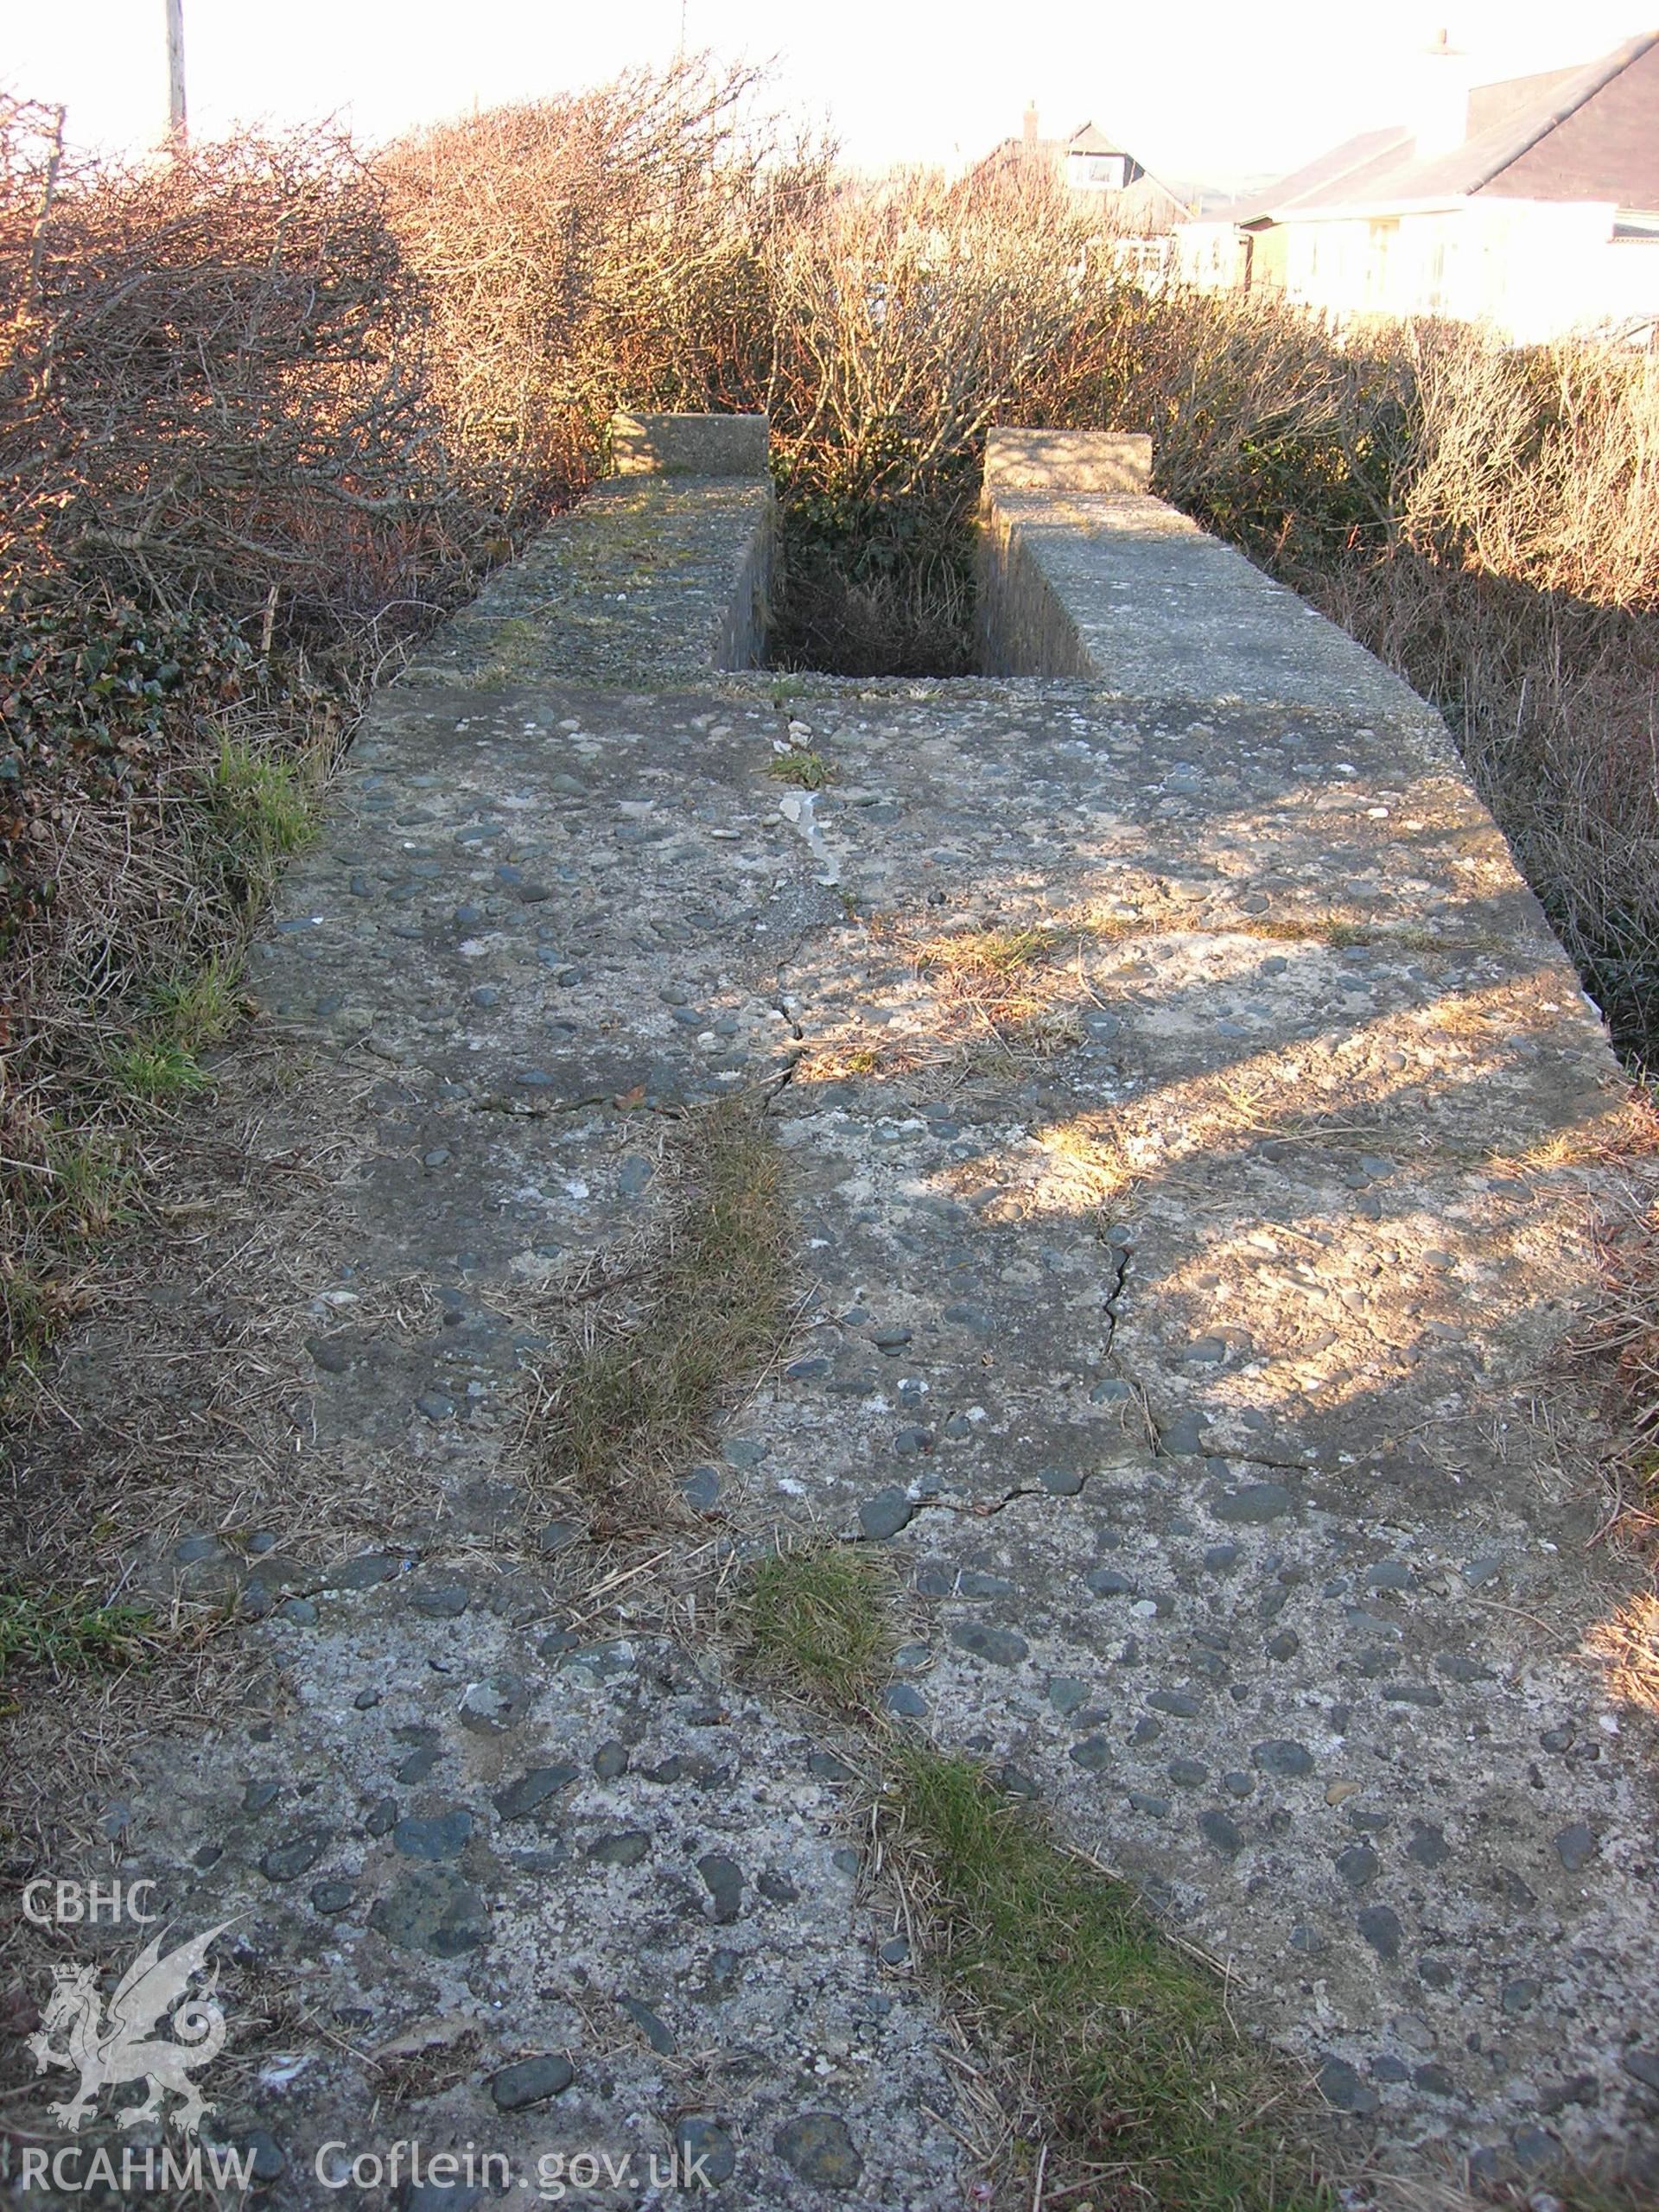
[401,424,775,688]
[977,431,1432,724]
[714,493,774,669]
[976,492,1096,681]
[610,410,771,478]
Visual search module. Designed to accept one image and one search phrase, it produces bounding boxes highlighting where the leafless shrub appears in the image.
[1101,284,1419,564]
[1306,553,1659,1052]
[380,60,827,505]
[1,111,479,644]
[766,167,1111,506]
[1400,328,1659,605]
[761,165,1123,668]
[1569,1091,1659,1509]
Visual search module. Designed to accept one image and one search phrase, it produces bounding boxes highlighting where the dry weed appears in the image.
[520,1099,795,1538]
[1584,1593,1659,1719]
[1569,1090,1659,1533]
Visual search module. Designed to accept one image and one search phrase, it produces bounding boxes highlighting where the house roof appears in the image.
[986,119,1136,167]
[1225,30,1659,226]
[1201,128,1413,226]
[972,113,1187,229]
[1465,64,1581,140]
[1067,122,1128,157]
[1486,36,1659,205]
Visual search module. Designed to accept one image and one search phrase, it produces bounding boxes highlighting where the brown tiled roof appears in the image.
[1465,65,1581,139]
[1487,38,1659,205]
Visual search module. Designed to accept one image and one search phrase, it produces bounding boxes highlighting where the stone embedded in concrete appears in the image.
[610,409,770,478]
[773,2111,864,2190]
[676,2117,738,2185]
[489,2054,575,2110]
[368,1866,491,1958]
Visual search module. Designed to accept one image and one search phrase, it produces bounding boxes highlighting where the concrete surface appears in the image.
[9,429,1656,2209]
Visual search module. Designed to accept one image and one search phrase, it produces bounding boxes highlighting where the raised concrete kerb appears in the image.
[982,428,1152,496]
[610,410,771,478]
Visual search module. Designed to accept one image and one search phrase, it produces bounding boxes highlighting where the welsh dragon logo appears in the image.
[27,1922,232,2140]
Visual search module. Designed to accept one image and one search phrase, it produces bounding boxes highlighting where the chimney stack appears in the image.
[1022,102,1039,149]
[1414,28,1472,158]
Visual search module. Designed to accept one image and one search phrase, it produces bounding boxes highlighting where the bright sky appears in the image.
[7,1,1656,192]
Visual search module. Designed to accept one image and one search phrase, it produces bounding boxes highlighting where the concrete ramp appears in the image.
[16,420,1656,2203]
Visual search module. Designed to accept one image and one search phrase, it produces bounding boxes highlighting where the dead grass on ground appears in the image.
[0,1038,524,1853]
[0,1037,396,1855]
[816,914,1109,1077]
[794,1039,930,1085]
[1382,2169,1659,2212]
[1566,1090,1659,1598]
[794,908,1487,1096]
[522,1097,796,1539]
[0,1620,258,1870]
[1583,1594,1659,1722]
[2,1048,416,1571]
[1573,1093,1659,1444]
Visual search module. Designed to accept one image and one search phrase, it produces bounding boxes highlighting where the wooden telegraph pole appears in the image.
[166,0,188,142]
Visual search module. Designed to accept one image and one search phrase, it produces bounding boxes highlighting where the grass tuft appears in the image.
[138,954,247,1054]
[0,1585,156,1684]
[767,751,835,790]
[744,1544,894,1709]
[918,923,1066,978]
[913,923,1075,1046]
[0,1123,126,1400]
[963,1007,1087,1066]
[1236,916,1375,947]
[11,1127,127,1243]
[205,740,316,898]
[536,1100,791,1532]
[0,1268,79,1391]
[733,1537,1329,2203]
[100,955,248,1104]
[103,1039,211,1102]
[887,1750,1332,2211]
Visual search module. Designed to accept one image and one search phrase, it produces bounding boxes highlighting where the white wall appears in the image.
[1254,200,1659,342]
[1175,219,1249,290]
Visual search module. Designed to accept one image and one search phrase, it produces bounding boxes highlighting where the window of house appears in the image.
[1073,155,1128,190]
